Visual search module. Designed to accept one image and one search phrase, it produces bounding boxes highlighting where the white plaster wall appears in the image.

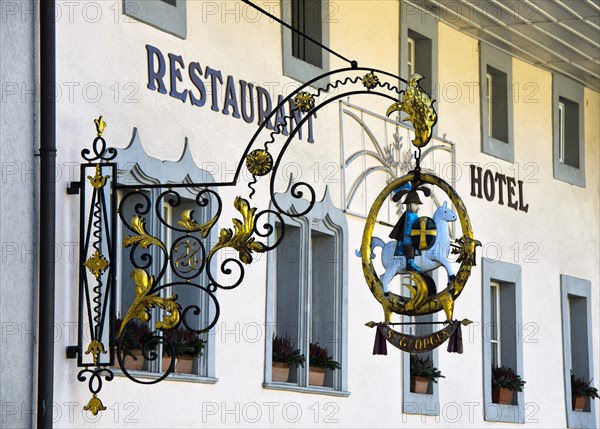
[48,2,599,428]
[0,0,37,427]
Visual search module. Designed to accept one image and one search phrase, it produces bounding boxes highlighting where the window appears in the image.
[482,258,524,423]
[281,0,330,87]
[561,275,596,428]
[264,191,348,395]
[480,43,514,162]
[124,0,187,39]
[553,74,585,187]
[486,67,509,143]
[407,37,415,77]
[291,0,322,67]
[116,190,216,379]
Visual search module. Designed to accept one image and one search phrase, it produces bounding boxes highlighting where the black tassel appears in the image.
[447,321,463,354]
[373,325,388,355]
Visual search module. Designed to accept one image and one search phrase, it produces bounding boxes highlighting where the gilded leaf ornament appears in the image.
[87,164,108,189]
[177,209,218,238]
[118,269,180,337]
[386,73,437,148]
[94,116,107,136]
[208,197,267,265]
[84,339,106,365]
[123,216,166,251]
[83,394,106,416]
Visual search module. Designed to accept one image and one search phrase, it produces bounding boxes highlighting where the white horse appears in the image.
[360,201,457,295]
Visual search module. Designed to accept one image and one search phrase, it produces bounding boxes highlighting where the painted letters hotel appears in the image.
[1,1,598,428]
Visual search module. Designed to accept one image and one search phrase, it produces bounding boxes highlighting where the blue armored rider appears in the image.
[389,182,423,272]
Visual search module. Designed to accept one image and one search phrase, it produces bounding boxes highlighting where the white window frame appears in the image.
[407,36,415,77]
[486,73,493,138]
[264,190,349,396]
[558,101,566,163]
[553,73,585,187]
[490,281,501,368]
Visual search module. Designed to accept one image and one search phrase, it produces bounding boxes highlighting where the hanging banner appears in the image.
[366,319,472,354]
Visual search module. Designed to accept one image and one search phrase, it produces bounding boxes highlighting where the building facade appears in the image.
[1,1,598,428]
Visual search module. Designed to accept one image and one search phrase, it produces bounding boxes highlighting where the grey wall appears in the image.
[1,0,37,427]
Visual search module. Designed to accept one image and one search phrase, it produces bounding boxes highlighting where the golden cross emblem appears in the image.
[410,218,437,249]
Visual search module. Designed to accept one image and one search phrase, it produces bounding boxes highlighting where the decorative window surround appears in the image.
[114,129,217,381]
[264,188,349,396]
[124,0,187,39]
[553,74,585,187]
[482,258,524,423]
[281,0,330,88]
[561,275,596,428]
[479,43,514,162]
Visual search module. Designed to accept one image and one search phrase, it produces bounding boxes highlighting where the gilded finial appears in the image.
[386,74,437,148]
[94,116,107,136]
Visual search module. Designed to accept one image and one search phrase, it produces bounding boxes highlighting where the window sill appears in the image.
[113,369,218,384]
[484,402,524,424]
[263,382,350,397]
[482,135,514,163]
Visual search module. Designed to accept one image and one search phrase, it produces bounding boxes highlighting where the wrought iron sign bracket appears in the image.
[66,181,81,195]
[66,346,78,359]
[73,69,479,416]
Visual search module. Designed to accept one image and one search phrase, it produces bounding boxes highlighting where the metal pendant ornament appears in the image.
[360,74,481,354]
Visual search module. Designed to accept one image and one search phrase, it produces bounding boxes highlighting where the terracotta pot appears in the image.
[309,367,326,386]
[492,387,514,404]
[272,362,291,382]
[176,356,194,374]
[162,356,175,372]
[411,376,430,394]
[572,395,586,412]
[160,356,195,374]
[115,350,144,371]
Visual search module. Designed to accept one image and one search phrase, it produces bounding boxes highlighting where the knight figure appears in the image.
[389,183,422,272]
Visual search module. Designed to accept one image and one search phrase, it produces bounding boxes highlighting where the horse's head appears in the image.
[434,201,457,223]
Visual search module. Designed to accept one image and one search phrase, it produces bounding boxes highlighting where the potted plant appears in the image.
[571,372,600,411]
[271,335,305,382]
[410,354,445,394]
[308,343,340,387]
[163,327,204,374]
[492,365,525,405]
[114,319,152,371]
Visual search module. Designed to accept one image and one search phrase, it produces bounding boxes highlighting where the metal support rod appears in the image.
[386,321,450,326]
[38,0,57,427]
